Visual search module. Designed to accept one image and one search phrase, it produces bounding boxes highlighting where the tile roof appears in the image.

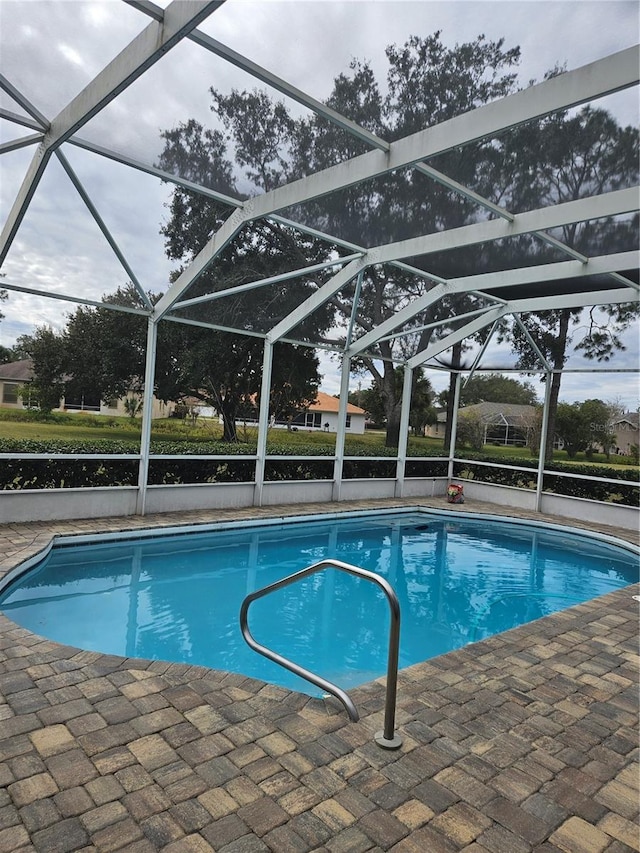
[307,391,366,415]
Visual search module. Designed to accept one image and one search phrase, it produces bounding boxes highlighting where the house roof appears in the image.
[0,359,34,382]
[437,401,536,425]
[308,391,365,415]
[612,412,639,428]
[465,402,536,422]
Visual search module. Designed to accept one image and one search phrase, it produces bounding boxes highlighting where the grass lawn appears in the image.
[0,408,637,470]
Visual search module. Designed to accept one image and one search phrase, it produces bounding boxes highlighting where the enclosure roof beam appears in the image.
[0,108,46,133]
[407,287,638,368]
[164,313,346,354]
[0,134,44,155]
[445,251,639,297]
[67,132,447,286]
[0,0,224,266]
[365,248,638,349]
[267,258,368,343]
[55,150,153,310]
[408,307,508,368]
[513,314,553,371]
[49,1,224,149]
[68,134,446,289]
[347,194,638,356]
[152,213,246,319]
[0,74,49,128]
[0,279,151,316]
[376,305,497,345]
[125,0,389,151]
[609,271,640,292]
[126,0,635,239]
[267,215,447,283]
[505,287,638,313]
[148,47,637,311]
[243,47,638,220]
[465,319,502,384]
[367,187,638,268]
[171,254,363,310]
[69,136,243,208]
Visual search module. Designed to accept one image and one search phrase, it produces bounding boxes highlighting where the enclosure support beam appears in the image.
[345,272,365,348]
[349,193,639,357]
[147,49,639,329]
[55,150,153,310]
[268,258,368,344]
[153,215,246,319]
[395,366,413,498]
[332,356,352,502]
[464,320,501,388]
[244,48,639,222]
[0,278,151,315]
[408,307,508,369]
[447,373,462,483]
[136,318,158,516]
[173,254,363,311]
[254,340,274,507]
[514,315,553,372]
[348,250,637,357]
[0,0,223,266]
[536,371,553,512]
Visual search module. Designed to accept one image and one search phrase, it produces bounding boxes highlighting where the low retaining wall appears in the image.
[0,477,637,531]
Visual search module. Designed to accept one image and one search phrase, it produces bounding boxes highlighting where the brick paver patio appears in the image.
[0,498,638,852]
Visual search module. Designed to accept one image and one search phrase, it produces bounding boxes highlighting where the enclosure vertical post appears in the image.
[345,272,364,347]
[447,372,462,483]
[536,369,552,512]
[254,340,273,507]
[332,355,351,501]
[136,317,157,516]
[395,365,413,498]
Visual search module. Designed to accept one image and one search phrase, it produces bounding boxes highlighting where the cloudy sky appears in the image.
[0,0,638,406]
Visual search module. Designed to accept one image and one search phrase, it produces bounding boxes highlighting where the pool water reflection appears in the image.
[0,511,637,694]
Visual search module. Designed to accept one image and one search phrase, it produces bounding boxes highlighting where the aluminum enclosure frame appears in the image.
[0,2,638,520]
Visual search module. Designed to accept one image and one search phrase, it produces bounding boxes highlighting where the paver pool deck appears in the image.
[0,497,638,853]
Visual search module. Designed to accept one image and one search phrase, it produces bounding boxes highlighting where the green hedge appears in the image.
[0,439,139,489]
[453,455,639,506]
[0,439,637,506]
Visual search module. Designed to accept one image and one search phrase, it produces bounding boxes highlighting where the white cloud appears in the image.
[58,43,86,69]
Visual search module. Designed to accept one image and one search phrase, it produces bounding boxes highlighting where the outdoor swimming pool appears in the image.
[0,509,637,695]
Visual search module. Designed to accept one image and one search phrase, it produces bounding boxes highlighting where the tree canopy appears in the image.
[348,367,435,435]
[188,32,637,449]
[438,373,539,408]
[193,32,524,446]
[15,327,66,413]
[155,105,339,440]
[500,104,639,460]
[554,399,615,459]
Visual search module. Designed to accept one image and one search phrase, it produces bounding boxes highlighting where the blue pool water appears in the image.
[0,511,637,695]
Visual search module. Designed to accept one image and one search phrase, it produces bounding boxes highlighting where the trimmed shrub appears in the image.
[453,455,639,506]
[0,438,636,505]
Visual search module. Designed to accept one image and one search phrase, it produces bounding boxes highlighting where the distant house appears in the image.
[610,412,639,455]
[0,360,35,408]
[208,391,367,434]
[0,359,175,419]
[428,402,537,446]
[290,391,366,434]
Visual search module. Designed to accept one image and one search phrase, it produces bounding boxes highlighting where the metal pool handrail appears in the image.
[239,558,403,750]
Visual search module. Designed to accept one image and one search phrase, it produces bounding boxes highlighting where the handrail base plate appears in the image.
[375,730,403,750]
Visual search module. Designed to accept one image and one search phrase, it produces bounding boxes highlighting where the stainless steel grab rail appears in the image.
[239,558,402,749]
